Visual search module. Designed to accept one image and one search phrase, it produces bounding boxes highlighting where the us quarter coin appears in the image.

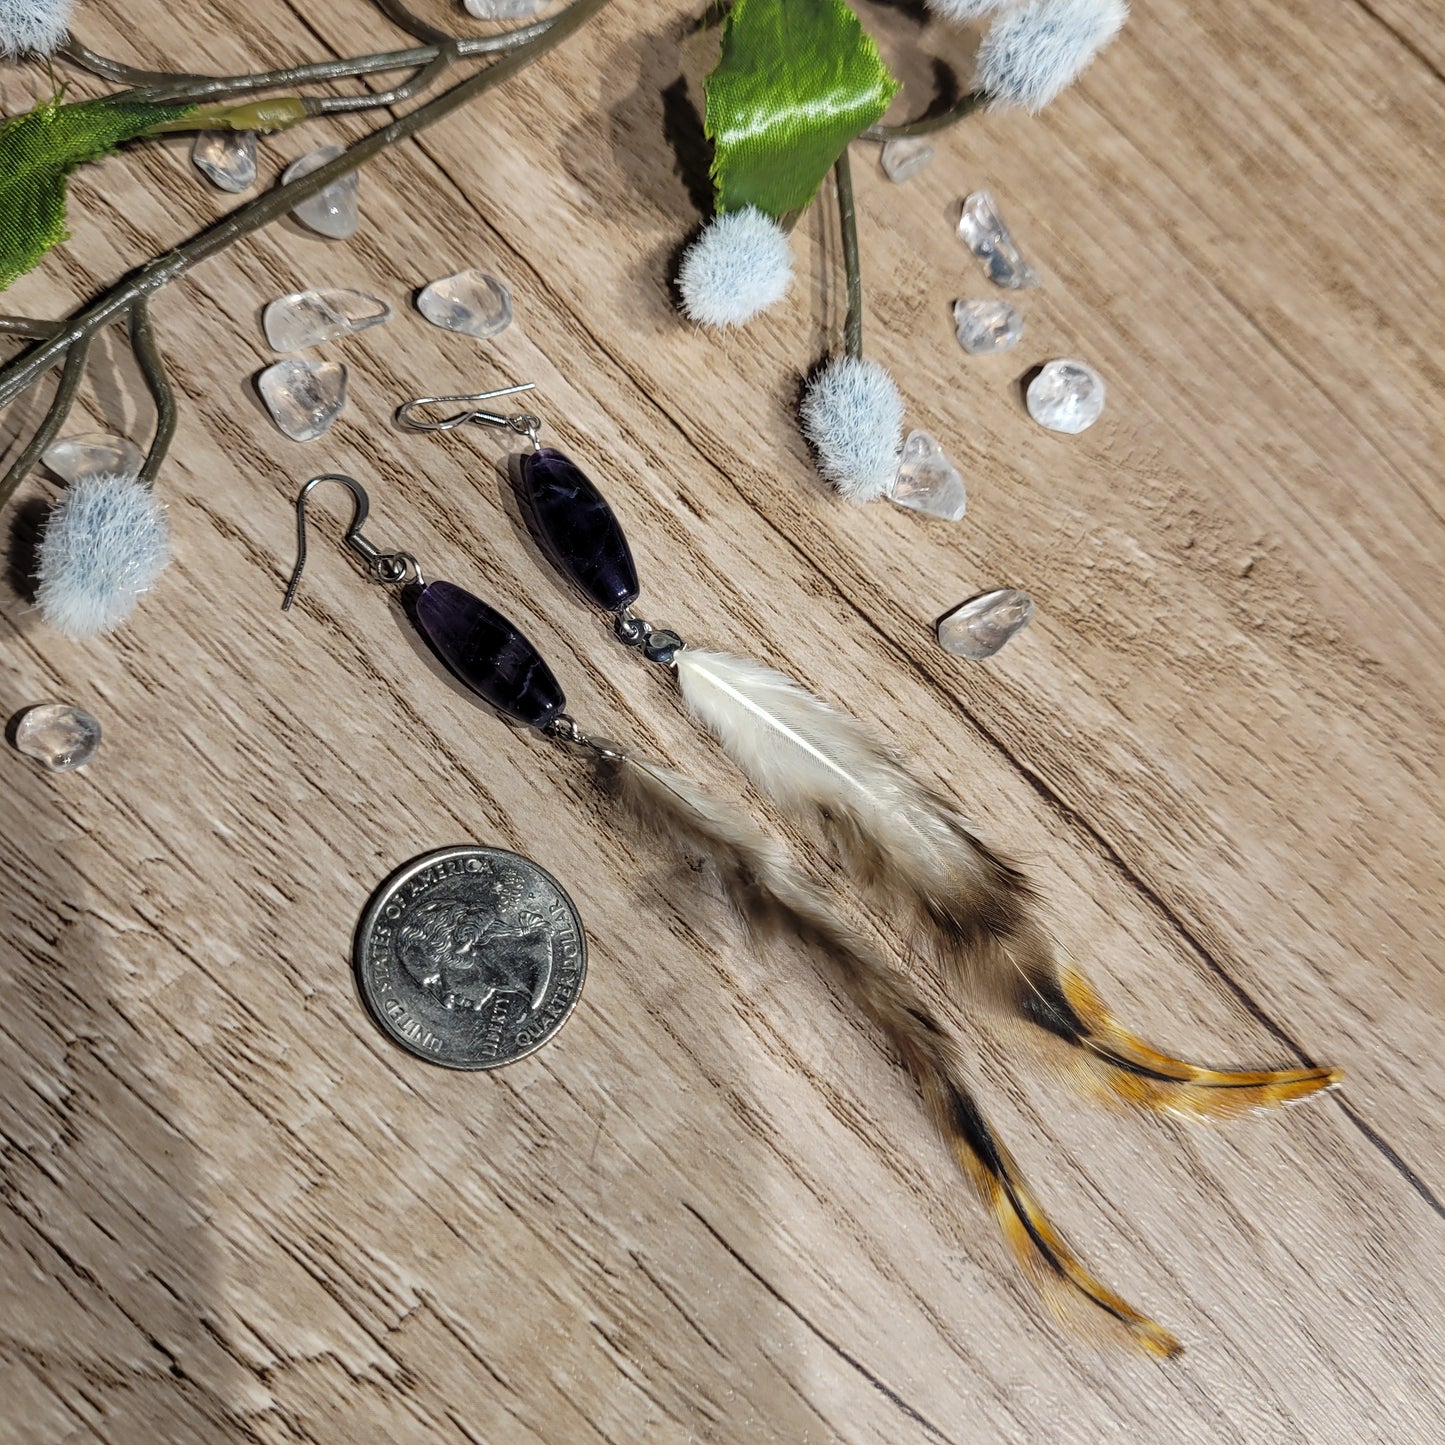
[354,845,587,1069]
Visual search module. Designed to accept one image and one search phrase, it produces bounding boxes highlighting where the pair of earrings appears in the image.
[283,383,1340,1359]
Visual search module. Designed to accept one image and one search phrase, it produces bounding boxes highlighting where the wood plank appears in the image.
[1,1,1441,1440]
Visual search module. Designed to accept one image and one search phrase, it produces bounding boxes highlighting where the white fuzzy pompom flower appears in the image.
[0,0,74,57]
[678,207,794,328]
[800,358,905,504]
[976,0,1128,113]
[36,472,171,638]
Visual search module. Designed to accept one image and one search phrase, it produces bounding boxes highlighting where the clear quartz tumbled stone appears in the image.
[937,589,1035,660]
[282,145,359,239]
[953,297,1024,355]
[13,702,102,771]
[263,288,391,350]
[43,433,145,484]
[958,190,1039,289]
[416,269,513,339]
[881,136,934,183]
[464,0,548,15]
[257,359,347,442]
[1026,358,1105,434]
[889,431,967,521]
[191,130,257,192]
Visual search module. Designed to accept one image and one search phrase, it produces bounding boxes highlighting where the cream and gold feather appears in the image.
[601,748,1181,1358]
[672,648,1341,1120]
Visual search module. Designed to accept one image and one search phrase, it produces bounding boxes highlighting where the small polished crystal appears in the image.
[518,447,639,611]
[464,0,548,15]
[881,137,934,183]
[43,433,145,484]
[937,589,1035,660]
[416,270,513,339]
[257,359,347,441]
[13,702,101,771]
[889,431,967,522]
[953,297,1024,355]
[263,288,391,350]
[282,145,359,239]
[958,191,1039,289]
[1026,359,1105,434]
[191,130,257,192]
[411,580,566,727]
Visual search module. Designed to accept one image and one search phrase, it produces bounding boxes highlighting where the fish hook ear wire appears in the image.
[281,473,424,611]
[394,383,574,621]
[394,384,542,450]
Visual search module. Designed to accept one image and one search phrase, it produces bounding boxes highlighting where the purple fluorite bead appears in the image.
[518,447,639,612]
[410,580,565,728]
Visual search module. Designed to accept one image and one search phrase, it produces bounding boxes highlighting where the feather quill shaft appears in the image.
[673,648,1340,1119]
[603,749,1180,1357]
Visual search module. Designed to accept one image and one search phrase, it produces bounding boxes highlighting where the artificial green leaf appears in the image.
[0,95,196,291]
[705,0,899,218]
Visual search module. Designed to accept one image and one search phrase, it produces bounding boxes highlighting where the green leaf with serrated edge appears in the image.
[0,95,196,291]
[704,0,899,219]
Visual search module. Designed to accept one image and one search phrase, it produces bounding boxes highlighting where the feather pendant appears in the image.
[673,648,1341,1120]
[602,749,1181,1358]
[1031,970,1340,1121]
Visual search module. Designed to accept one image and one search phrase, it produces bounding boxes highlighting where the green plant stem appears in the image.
[129,300,175,488]
[61,15,558,109]
[835,150,863,362]
[311,44,459,116]
[0,318,61,339]
[0,0,613,509]
[863,89,986,141]
[0,334,91,498]
[145,98,310,134]
[372,0,453,47]
[58,40,207,88]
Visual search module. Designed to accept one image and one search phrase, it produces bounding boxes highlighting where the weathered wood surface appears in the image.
[2,1,1441,1440]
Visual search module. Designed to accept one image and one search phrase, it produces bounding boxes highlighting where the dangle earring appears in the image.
[397,384,1344,1356]
[397,387,1340,1110]
[281,470,697,805]
[396,385,683,662]
[282,466,1184,1357]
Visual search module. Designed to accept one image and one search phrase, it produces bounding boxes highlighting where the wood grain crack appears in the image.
[1346,0,1445,80]
[681,1202,958,1445]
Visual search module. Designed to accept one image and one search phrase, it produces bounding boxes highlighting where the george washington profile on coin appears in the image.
[395,895,554,1013]
[355,845,586,1069]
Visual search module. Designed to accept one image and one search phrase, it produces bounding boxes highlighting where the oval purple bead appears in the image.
[410,580,565,728]
[518,447,639,612]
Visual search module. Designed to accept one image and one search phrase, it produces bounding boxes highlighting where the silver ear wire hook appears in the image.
[394,384,542,449]
[282,474,424,611]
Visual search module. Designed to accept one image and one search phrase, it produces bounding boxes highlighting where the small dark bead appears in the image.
[519,447,640,612]
[410,580,566,728]
[643,628,684,666]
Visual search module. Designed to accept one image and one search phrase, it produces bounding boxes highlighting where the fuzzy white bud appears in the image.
[677,208,794,328]
[0,0,74,57]
[800,358,905,504]
[976,0,1128,113]
[36,472,171,638]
